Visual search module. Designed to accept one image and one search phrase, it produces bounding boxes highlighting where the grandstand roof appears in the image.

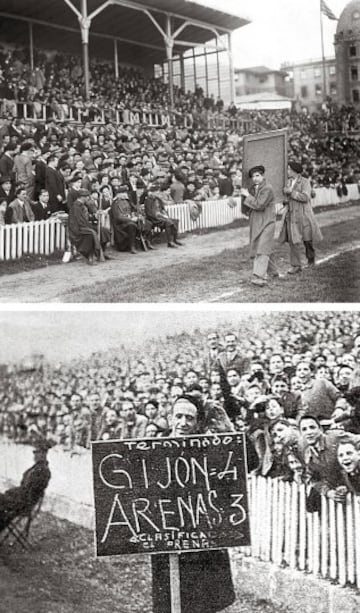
[0,0,250,64]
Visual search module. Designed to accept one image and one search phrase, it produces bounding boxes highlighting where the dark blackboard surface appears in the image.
[243,129,288,204]
[92,433,251,557]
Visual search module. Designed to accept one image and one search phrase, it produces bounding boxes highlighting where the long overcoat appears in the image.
[275,175,323,245]
[243,180,276,257]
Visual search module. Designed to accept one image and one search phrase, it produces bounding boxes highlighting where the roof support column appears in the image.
[165,15,174,111]
[227,32,235,103]
[80,0,91,100]
[29,22,34,71]
[114,39,119,79]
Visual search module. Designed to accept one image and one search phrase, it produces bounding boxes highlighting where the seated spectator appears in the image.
[0,440,52,532]
[68,189,110,264]
[31,188,51,220]
[110,187,141,254]
[144,182,182,248]
[7,185,35,223]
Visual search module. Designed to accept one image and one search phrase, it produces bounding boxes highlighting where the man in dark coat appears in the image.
[45,155,66,213]
[0,175,15,210]
[0,145,17,184]
[111,186,152,253]
[31,188,52,221]
[145,183,182,248]
[68,189,109,264]
[241,165,278,287]
[0,440,52,532]
[151,395,236,613]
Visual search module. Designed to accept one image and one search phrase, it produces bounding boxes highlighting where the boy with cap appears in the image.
[277,161,323,274]
[241,165,278,286]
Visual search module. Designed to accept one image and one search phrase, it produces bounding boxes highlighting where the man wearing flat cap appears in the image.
[277,161,323,274]
[111,185,152,254]
[240,165,278,286]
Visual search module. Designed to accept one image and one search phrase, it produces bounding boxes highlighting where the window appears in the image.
[300,70,306,80]
[351,66,359,81]
[259,75,268,83]
[353,89,360,102]
[350,45,357,57]
[301,85,308,98]
[315,84,322,96]
[329,65,336,76]
[330,83,337,95]
[314,68,321,78]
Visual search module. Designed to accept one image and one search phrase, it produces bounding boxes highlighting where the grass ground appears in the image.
[63,218,360,303]
[0,512,293,613]
[0,251,63,276]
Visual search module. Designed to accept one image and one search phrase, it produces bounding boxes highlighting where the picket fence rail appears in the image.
[247,475,360,590]
[1,185,359,261]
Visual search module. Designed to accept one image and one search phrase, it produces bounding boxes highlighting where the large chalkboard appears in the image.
[92,433,251,556]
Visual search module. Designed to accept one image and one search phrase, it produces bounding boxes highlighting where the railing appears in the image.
[1,99,254,131]
[248,476,360,589]
[1,186,359,261]
[0,99,171,127]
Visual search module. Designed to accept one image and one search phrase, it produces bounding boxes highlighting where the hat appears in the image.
[248,165,265,178]
[115,186,129,198]
[69,173,82,184]
[0,175,11,184]
[33,439,54,453]
[288,161,303,174]
[77,189,90,197]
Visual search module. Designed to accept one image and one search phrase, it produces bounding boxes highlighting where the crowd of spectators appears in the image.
[1,312,360,501]
[0,44,360,233]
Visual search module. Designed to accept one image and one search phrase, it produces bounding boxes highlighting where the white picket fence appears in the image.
[1,186,359,261]
[248,475,360,589]
[0,218,66,261]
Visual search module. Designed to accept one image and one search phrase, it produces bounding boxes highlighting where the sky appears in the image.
[194,0,349,69]
[0,310,257,363]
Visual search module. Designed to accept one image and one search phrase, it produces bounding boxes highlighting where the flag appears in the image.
[321,0,337,21]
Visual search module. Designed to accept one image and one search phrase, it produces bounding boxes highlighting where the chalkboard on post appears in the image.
[92,433,251,612]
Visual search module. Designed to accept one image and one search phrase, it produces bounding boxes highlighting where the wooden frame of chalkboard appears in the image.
[91,432,251,557]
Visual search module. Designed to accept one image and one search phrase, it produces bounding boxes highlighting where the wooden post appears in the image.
[169,553,181,612]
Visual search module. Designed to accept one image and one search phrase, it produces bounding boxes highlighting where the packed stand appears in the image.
[1,312,360,501]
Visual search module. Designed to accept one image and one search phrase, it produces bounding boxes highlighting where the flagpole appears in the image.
[320,0,327,102]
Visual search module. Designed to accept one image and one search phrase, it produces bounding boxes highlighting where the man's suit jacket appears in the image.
[31,201,51,221]
[8,198,35,223]
[217,350,250,377]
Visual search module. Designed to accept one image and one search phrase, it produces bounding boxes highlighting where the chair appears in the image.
[0,493,45,551]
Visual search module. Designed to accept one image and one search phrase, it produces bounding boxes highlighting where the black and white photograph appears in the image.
[0,308,360,612]
[0,0,359,302]
[1,1,360,612]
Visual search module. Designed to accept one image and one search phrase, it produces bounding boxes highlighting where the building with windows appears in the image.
[234,66,289,97]
[281,58,337,110]
[335,0,360,105]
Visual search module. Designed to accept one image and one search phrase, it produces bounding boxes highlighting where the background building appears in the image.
[335,0,360,105]
[281,58,337,110]
[234,66,289,97]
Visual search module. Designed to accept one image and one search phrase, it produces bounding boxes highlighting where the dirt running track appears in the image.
[1,206,360,303]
